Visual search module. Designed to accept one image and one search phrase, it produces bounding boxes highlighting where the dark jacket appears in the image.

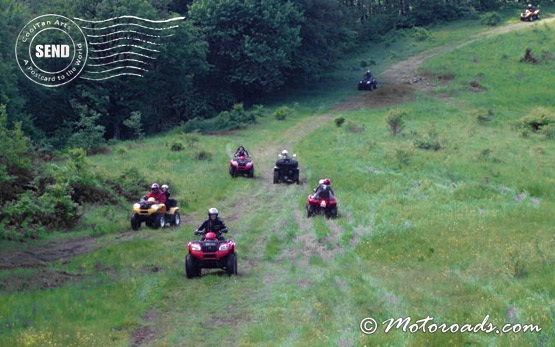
[197,217,228,240]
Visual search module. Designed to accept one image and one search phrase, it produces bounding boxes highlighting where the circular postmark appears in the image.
[15,14,88,87]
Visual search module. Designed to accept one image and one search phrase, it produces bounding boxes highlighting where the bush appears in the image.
[182,103,259,133]
[413,124,442,151]
[410,27,432,41]
[385,109,408,136]
[335,117,345,127]
[480,12,500,26]
[273,106,294,121]
[513,107,555,137]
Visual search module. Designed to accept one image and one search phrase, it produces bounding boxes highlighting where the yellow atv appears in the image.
[520,8,540,21]
[130,197,181,230]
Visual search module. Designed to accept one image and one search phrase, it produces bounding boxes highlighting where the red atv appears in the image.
[229,155,254,178]
[185,231,237,278]
[306,185,338,218]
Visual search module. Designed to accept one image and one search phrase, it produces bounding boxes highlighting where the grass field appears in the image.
[1,9,555,347]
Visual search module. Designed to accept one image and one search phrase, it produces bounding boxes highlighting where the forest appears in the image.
[1,0,538,148]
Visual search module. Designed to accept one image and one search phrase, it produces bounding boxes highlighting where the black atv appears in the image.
[358,75,378,91]
[273,155,300,184]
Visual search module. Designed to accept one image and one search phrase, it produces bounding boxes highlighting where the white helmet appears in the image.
[318,179,325,185]
[281,149,289,157]
[161,184,169,191]
[208,207,219,216]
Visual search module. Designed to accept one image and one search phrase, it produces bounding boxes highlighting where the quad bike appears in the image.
[306,185,338,219]
[229,155,254,178]
[130,197,181,230]
[520,8,540,21]
[358,76,378,91]
[273,154,300,184]
[185,230,237,278]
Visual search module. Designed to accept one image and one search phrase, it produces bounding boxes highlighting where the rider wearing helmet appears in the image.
[161,184,170,199]
[195,207,228,240]
[364,70,373,80]
[280,149,289,158]
[145,183,167,204]
[234,145,250,158]
[313,177,335,198]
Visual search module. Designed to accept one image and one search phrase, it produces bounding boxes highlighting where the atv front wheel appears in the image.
[152,214,166,229]
[226,253,238,276]
[306,204,313,218]
[248,168,254,178]
[130,214,140,231]
[273,170,279,184]
[185,254,200,278]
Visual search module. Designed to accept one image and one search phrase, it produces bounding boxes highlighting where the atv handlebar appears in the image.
[194,228,228,235]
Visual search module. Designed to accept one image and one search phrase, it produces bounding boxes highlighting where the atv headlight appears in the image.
[219,244,229,251]
[190,243,201,251]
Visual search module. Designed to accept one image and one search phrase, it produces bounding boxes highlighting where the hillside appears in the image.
[1,15,555,347]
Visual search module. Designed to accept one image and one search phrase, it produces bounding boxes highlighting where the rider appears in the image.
[161,184,170,200]
[195,207,228,241]
[279,149,289,159]
[364,70,373,80]
[234,145,250,158]
[145,183,167,204]
[161,184,173,208]
[313,178,335,198]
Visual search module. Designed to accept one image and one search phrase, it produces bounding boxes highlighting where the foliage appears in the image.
[480,11,501,26]
[189,0,304,102]
[385,109,408,136]
[183,103,261,133]
[66,105,106,152]
[513,107,555,137]
[123,111,144,140]
[272,106,294,121]
[413,124,442,151]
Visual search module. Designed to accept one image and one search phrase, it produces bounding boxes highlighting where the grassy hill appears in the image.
[1,12,555,347]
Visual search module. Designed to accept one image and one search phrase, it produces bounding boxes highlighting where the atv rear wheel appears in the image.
[326,206,338,219]
[226,253,238,276]
[173,212,181,227]
[185,254,200,278]
[130,214,140,231]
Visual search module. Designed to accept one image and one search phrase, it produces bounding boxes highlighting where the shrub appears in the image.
[123,111,144,140]
[480,12,500,26]
[410,27,432,41]
[273,106,294,121]
[182,103,259,133]
[335,117,345,127]
[385,109,408,136]
[513,107,555,136]
[413,125,442,151]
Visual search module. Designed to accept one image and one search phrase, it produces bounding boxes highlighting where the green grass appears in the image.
[2,13,555,347]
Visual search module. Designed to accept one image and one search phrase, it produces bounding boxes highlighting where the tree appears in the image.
[189,0,304,104]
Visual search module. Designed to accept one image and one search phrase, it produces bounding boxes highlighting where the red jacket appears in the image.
[146,190,167,204]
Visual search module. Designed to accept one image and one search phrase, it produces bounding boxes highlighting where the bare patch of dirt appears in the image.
[0,237,103,270]
[0,269,82,293]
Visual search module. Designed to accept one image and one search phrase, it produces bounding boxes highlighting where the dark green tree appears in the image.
[189,0,304,105]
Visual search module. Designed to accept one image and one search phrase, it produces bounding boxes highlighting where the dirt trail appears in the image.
[3,15,551,278]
